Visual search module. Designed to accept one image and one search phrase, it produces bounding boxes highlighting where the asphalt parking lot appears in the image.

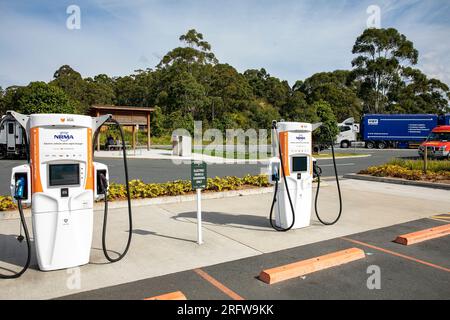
[59,216,450,300]
[0,148,417,195]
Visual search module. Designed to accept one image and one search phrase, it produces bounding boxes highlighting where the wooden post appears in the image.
[96,111,101,152]
[196,188,203,245]
[132,125,136,150]
[147,112,151,151]
[424,146,428,174]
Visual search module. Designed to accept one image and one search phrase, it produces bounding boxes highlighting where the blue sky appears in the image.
[1,0,449,89]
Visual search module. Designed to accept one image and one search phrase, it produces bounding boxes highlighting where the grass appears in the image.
[151,135,172,146]
[388,158,450,172]
[194,149,365,160]
[193,149,270,160]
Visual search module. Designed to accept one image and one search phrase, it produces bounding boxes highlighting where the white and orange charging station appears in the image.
[9,112,110,271]
[268,120,343,232]
[268,122,314,230]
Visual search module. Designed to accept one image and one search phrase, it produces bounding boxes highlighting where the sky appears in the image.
[0,0,449,89]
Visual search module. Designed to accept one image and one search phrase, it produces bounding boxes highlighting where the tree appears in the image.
[248,100,280,130]
[84,74,116,106]
[167,110,195,135]
[0,86,4,114]
[15,82,75,114]
[313,101,339,144]
[244,68,291,110]
[167,71,209,118]
[388,68,450,114]
[299,71,362,121]
[114,69,158,107]
[282,90,315,123]
[150,106,167,137]
[352,28,419,113]
[158,29,218,68]
[207,64,254,121]
[244,69,270,98]
[50,65,88,113]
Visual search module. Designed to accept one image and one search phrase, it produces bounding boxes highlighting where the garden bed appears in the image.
[359,159,450,184]
[0,175,270,211]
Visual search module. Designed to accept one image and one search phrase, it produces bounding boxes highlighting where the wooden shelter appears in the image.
[91,105,155,151]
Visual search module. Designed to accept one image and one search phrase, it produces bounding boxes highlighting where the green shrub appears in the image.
[388,159,450,173]
[360,163,450,181]
[0,196,17,211]
[107,175,269,201]
[0,175,271,211]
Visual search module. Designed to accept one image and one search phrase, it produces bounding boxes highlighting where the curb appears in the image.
[343,173,450,190]
[0,187,274,220]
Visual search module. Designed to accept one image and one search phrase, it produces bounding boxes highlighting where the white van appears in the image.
[0,116,27,159]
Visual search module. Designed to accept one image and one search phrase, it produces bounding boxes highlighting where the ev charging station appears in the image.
[1,111,132,279]
[269,122,314,230]
[268,121,342,232]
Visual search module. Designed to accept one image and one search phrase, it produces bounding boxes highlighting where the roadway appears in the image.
[0,148,418,195]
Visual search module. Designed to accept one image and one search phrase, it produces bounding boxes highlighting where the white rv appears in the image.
[336,117,360,148]
[0,116,27,158]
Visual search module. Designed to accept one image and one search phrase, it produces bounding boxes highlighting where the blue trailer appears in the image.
[361,114,438,149]
[438,114,450,126]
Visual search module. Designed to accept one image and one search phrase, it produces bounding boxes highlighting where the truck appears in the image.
[438,114,450,126]
[0,116,27,159]
[361,114,439,149]
[337,114,441,149]
[418,125,450,160]
[336,117,360,148]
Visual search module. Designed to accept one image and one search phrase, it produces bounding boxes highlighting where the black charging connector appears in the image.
[97,170,108,195]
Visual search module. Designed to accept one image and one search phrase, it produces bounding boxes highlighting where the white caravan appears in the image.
[0,116,26,158]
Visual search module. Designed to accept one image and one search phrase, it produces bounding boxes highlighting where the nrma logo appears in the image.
[296,135,306,141]
[54,132,74,142]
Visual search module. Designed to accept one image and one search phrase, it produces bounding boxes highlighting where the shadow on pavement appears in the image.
[0,233,38,270]
[132,229,197,244]
[173,211,272,231]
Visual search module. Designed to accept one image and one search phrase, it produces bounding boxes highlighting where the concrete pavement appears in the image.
[62,218,450,300]
[0,179,449,299]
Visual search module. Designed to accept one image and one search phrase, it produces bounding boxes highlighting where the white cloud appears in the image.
[0,0,448,89]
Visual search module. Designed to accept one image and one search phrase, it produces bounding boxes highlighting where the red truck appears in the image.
[419,125,450,160]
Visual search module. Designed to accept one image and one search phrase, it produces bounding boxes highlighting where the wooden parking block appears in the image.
[259,248,366,285]
[144,291,187,300]
[394,224,450,246]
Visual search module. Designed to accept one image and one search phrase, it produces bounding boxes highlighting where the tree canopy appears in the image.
[1,28,448,137]
[1,82,75,114]
[351,28,448,114]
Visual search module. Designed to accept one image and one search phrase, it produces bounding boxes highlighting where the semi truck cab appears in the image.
[419,125,450,160]
[336,118,359,148]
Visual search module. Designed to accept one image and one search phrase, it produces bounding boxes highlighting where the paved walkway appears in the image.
[94,149,267,164]
[0,179,449,299]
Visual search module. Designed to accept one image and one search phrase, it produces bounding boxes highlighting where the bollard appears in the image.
[423,146,428,174]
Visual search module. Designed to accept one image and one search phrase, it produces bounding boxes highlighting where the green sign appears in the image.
[191,162,207,190]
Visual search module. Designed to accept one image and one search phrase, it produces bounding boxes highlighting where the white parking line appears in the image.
[320,163,355,167]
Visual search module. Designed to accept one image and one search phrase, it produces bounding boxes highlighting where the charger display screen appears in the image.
[49,164,80,187]
[292,156,308,172]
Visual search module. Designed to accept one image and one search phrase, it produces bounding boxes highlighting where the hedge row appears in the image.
[359,164,450,182]
[0,175,270,211]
